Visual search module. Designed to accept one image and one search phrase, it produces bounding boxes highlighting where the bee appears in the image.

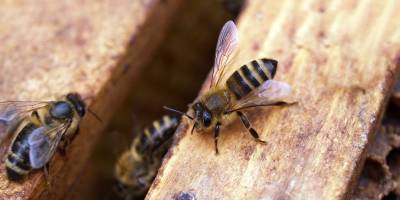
[114,115,180,199]
[0,93,87,182]
[165,20,293,154]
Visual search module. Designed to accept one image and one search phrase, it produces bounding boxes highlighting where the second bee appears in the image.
[114,115,180,199]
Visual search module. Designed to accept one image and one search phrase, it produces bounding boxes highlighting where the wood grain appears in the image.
[147,1,400,199]
[0,0,180,199]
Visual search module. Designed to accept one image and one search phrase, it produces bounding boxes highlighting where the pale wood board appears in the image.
[147,0,400,199]
[0,0,180,199]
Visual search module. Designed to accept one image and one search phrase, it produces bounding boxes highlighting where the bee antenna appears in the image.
[191,123,196,134]
[88,108,103,122]
[163,106,193,120]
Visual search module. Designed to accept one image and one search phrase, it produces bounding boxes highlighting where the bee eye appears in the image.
[203,111,212,127]
[67,93,86,117]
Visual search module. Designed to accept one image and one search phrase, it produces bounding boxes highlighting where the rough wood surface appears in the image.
[352,102,400,199]
[147,1,400,199]
[352,124,399,199]
[0,0,180,199]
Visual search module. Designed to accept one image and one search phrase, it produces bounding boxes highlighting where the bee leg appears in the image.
[58,139,69,156]
[214,122,221,155]
[237,111,266,144]
[43,163,51,186]
[72,126,80,139]
[58,127,80,156]
[191,123,196,134]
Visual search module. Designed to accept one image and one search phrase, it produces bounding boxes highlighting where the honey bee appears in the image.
[0,93,87,182]
[114,115,180,199]
[165,20,293,154]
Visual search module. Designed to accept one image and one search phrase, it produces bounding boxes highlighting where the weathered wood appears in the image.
[352,124,400,199]
[352,101,400,199]
[0,0,180,199]
[147,1,400,199]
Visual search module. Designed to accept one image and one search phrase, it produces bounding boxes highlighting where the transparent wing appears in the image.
[230,80,292,111]
[0,101,49,143]
[211,20,239,87]
[28,121,70,169]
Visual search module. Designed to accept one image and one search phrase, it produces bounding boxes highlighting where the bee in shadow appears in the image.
[0,93,100,182]
[114,115,180,199]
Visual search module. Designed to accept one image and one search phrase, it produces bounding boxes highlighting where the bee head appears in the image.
[193,102,212,130]
[66,93,86,117]
[113,180,129,196]
[113,179,140,199]
[114,154,149,198]
[113,180,146,199]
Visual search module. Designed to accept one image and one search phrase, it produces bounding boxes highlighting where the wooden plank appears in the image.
[0,0,180,199]
[147,0,400,199]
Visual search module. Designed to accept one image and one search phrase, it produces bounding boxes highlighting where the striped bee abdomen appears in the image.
[136,115,180,153]
[226,58,277,99]
[114,115,180,198]
[6,123,37,181]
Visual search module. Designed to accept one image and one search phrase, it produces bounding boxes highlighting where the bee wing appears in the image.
[0,101,49,143]
[230,80,292,111]
[211,20,239,87]
[28,121,70,169]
